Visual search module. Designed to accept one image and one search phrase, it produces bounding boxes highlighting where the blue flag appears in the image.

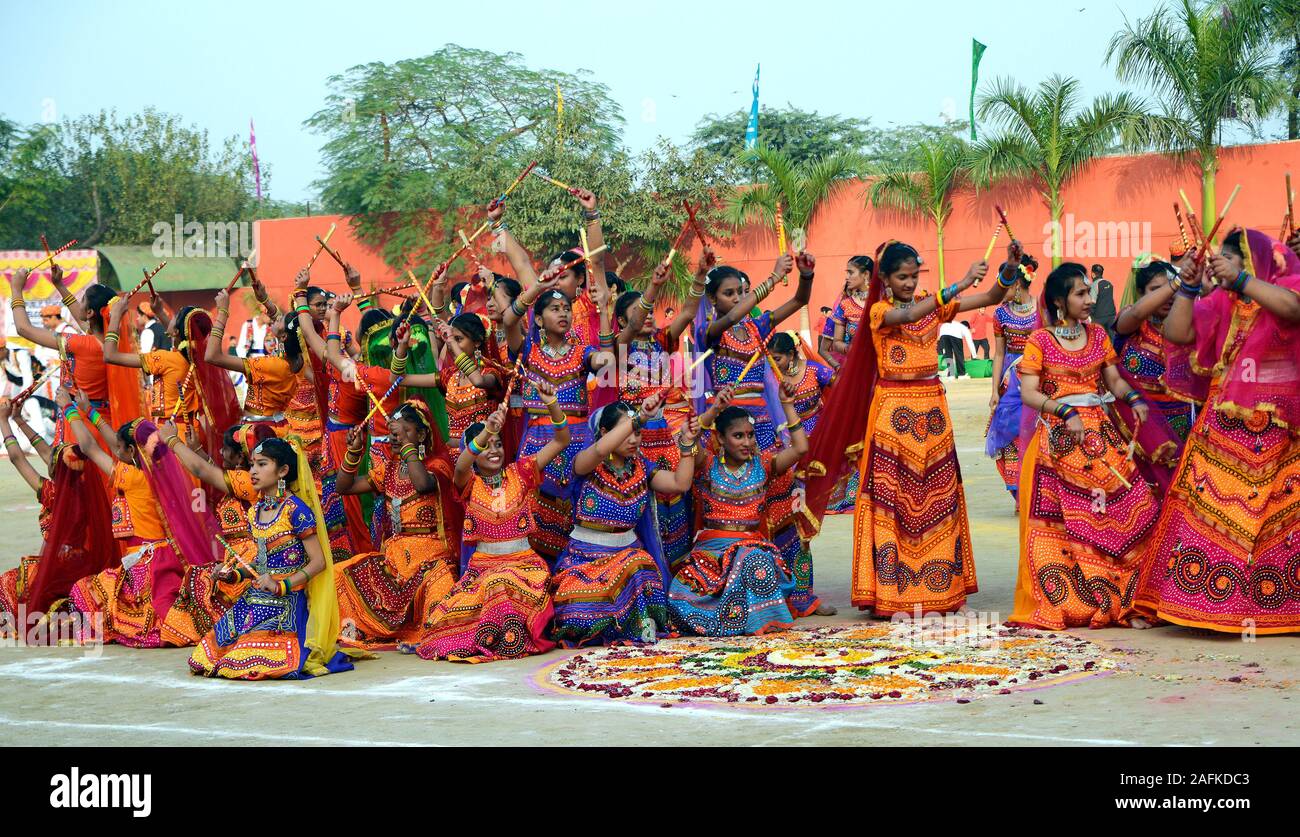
[744,64,760,150]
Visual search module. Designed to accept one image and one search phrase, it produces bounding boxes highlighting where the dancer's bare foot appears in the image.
[814,603,838,616]
[1129,617,1154,630]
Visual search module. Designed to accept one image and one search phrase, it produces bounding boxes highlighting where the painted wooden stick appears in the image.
[1287,173,1293,235]
[683,199,707,245]
[532,169,577,194]
[735,329,779,382]
[126,262,168,297]
[994,205,1016,242]
[1103,459,1132,490]
[167,364,197,421]
[458,229,486,271]
[1198,184,1241,255]
[305,223,337,270]
[27,239,77,272]
[11,362,60,405]
[663,216,692,266]
[687,348,713,372]
[356,280,416,299]
[774,201,789,287]
[489,160,539,208]
[316,235,347,269]
[983,223,1003,262]
[213,533,259,579]
[222,248,257,294]
[1173,203,1190,249]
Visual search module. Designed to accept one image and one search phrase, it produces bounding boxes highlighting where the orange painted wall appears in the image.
[248,139,1300,331]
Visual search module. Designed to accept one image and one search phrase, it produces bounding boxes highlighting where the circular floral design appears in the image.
[889,345,907,365]
[926,408,946,436]
[1080,430,1107,459]
[536,623,1115,708]
[1249,567,1287,609]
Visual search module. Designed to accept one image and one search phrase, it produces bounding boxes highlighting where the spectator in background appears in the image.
[0,338,50,450]
[1089,263,1117,339]
[236,310,272,357]
[968,307,991,359]
[37,304,77,393]
[938,319,976,380]
[135,301,170,352]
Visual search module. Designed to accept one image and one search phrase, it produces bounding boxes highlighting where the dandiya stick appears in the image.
[356,280,416,299]
[734,329,779,382]
[663,216,692,266]
[774,201,789,287]
[26,239,77,272]
[458,229,486,271]
[126,262,168,297]
[683,199,707,244]
[490,160,539,208]
[687,348,713,372]
[406,269,440,318]
[983,223,1003,262]
[213,533,259,579]
[532,169,577,194]
[1102,459,1132,490]
[1173,203,1190,249]
[167,364,197,421]
[316,235,347,269]
[994,204,1016,242]
[11,362,60,405]
[1286,173,1294,235]
[223,248,257,293]
[304,223,337,270]
[1198,184,1241,256]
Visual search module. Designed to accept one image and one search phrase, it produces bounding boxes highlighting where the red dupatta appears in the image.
[801,241,889,528]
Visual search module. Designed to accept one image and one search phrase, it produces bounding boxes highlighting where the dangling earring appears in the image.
[419,443,426,459]
[277,477,286,497]
[720,451,727,468]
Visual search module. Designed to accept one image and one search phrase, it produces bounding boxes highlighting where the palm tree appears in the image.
[725,143,864,333]
[867,135,970,283]
[1108,0,1282,232]
[970,75,1146,267]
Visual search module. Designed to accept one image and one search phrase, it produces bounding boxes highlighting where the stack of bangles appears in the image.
[63,404,104,427]
[164,434,183,451]
[325,331,342,343]
[357,297,373,312]
[937,282,963,304]
[996,268,1017,289]
[466,428,498,455]
[3,436,17,450]
[492,220,509,236]
[582,208,600,222]
[454,352,478,377]
[1230,271,1252,294]
[62,292,77,308]
[339,447,364,475]
[391,354,408,375]
[397,442,420,461]
[9,300,23,312]
[1046,402,1079,423]
[1122,390,1145,406]
[1173,277,1201,298]
[688,285,705,299]
[637,295,655,312]
[104,331,120,344]
[676,434,698,454]
[540,396,567,426]
[754,282,772,304]
[510,299,527,318]
[598,331,615,349]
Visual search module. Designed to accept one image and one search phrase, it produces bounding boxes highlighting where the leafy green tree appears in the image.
[0,109,256,249]
[970,75,1146,266]
[306,44,626,272]
[868,135,971,282]
[691,106,873,172]
[1108,0,1283,229]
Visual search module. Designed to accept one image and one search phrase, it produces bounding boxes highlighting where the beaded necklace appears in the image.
[1053,322,1084,341]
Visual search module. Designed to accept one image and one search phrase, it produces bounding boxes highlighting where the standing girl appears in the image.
[985,258,1040,505]
[1008,263,1160,630]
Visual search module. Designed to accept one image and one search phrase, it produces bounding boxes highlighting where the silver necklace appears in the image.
[892,298,914,310]
[1053,322,1084,340]
[1010,300,1035,316]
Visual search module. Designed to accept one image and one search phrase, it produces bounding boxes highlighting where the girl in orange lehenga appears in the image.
[1136,228,1300,634]
[815,240,1010,617]
[1008,263,1160,630]
[334,401,460,649]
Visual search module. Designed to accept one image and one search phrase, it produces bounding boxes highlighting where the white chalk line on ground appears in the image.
[0,654,1167,746]
[0,715,428,747]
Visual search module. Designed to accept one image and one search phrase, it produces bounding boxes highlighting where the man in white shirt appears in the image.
[36,304,78,393]
[938,320,975,380]
[0,338,51,451]
[236,312,272,358]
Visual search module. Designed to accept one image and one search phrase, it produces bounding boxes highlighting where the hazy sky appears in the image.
[6,0,1270,202]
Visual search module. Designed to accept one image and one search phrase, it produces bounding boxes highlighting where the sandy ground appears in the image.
[1,377,1297,747]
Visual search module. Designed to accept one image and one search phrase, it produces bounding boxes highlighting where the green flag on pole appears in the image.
[970,39,987,141]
